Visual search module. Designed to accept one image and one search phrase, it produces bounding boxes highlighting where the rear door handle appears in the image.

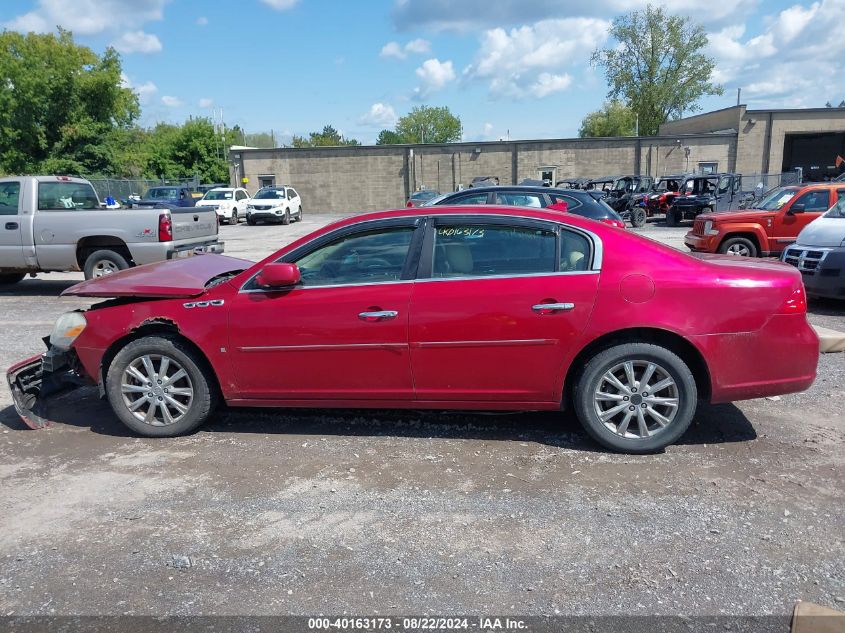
[359,310,398,322]
[5,222,18,230]
[532,302,575,314]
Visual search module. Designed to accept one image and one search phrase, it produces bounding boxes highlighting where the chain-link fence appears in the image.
[741,170,802,192]
[87,176,200,202]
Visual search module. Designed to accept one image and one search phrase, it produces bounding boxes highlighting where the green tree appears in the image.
[292,125,360,147]
[376,129,404,145]
[591,5,723,136]
[395,106,462,143]
[0,29,138,175]
[579,101,637,137]
[143,118,228,182]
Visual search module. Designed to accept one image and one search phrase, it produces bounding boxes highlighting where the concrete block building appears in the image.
[230,105,845,214]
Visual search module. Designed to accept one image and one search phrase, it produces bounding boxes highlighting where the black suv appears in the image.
[423,186,625,227]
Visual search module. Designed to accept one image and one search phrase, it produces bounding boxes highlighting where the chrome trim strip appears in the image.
[238,343,407,353]
[410,338,558,349]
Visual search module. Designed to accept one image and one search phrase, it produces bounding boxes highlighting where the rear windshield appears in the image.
[147,188,179,199]
[255,189,285,199]
[571,196,622,221]
[204,190,234,200]
[755,186,799,210]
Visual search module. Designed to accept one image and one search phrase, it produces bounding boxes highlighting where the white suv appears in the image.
[196,187,251,224]
[246,186,303,225]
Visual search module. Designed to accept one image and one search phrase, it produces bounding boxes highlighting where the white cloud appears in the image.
[198,97,214,108]
[120,73,158,104]
[358,103,398,127]
[196,16,208,26]
[161,95,183,108]
[260,0,299,10]
[706,0,845,107]
[380,38,432,60]
[111,30,162,54]
[529,72,572,98]
[465,18,607,99]
[413,58,455,98]
[3,0,167,36]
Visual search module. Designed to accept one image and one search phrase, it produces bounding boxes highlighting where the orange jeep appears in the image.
[683,182,844,257]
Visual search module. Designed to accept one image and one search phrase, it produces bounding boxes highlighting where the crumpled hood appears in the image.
[62,254,254,298]
[794,216,845,248]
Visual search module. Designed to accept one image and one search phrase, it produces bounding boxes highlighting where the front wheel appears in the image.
[0,273,25,285]
[719,236,757,257]
[573,343,697,453]
[665,208,678,227]
[281,209,290,225]
[230,210,238,225]
[247,215,256,226]
[106,335,217,437]
[630,207,646,228]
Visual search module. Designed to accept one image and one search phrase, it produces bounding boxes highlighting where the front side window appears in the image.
[792,190,830,212]
[289,189,298,199]
[38,182,100,211]
[236,190,248,201]
[0,181,21,215]
[432,224,555,278]
[294,227,415,287]
[496,192,544,208]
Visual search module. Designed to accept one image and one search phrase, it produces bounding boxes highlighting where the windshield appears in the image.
[204,190,233,200]
[824,197,845,218]
[147,187,178,199]
[754,186,799,210]
[421,192,451,206]
[255,189,285,200]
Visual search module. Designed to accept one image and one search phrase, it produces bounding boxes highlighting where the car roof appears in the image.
[441,185,595,197]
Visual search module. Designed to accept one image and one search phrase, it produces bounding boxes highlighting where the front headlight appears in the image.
[247,204,255,210]
[704,221,719,236]
[50,312,87,350]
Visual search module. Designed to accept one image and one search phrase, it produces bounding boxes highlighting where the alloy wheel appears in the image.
[726,243,751,256]
[593,360,679,439]
[92,260,120,277]
[120,354,194,426]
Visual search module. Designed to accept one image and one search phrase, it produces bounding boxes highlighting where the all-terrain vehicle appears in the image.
[604,175,655,215]
[666,173,744,226]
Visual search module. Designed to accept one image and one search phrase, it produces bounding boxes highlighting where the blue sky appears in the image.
[5,0,844,144]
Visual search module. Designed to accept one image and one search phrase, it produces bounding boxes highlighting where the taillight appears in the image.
[406,201,414,207]
[158,213,173,242]
[778,285,807,314]
[601,218,626,229]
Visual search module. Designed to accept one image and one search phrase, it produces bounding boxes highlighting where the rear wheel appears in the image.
[573,343,697,453]
[719,236,757,257]
[106,335,217,437]
[630,208,646,228]
[84,249,129,280]
[0,273,25,285]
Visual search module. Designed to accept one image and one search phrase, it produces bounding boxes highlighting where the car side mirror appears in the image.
[788,203,805,215]
[255,262,301,290]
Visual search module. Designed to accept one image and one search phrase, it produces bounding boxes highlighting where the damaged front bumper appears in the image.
[6,347,89,429]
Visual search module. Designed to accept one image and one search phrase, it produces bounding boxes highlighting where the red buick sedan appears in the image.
[7,206,819,453]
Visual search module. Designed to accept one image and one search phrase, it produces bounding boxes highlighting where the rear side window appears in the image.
[560,229,591,272]
[446,192,489,205]
[0,181,21,215]
[38,182,100,211]
[432,224,555,278]
[549,194,583,210]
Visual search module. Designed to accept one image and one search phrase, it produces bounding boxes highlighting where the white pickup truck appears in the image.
[0,176,223,283]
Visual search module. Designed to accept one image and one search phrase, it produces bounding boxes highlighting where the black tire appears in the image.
[573,343,698,454]
[297,206,303,221]
[106,335,217,437]
[281,209,290,225]
[229,210,238,225]
[631,208,646,228]
[0,273,25,285]
[83,249,130,280]
[718,236,757,257]
[665,208,678,227]
[247,215,256,226]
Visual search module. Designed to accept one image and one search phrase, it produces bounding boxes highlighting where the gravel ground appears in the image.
[0,215,842,617]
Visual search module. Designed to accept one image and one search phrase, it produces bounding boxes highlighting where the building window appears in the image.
[698,162,718,175]
[258,175,276,188]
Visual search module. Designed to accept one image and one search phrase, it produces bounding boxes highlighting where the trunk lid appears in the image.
[62,254,253,298]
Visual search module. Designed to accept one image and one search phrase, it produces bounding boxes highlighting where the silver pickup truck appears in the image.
[0,176,223,283]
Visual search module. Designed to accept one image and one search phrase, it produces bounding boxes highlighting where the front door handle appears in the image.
[5,222,18,230]
[532,302,575,314]
[358,310,398,322]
